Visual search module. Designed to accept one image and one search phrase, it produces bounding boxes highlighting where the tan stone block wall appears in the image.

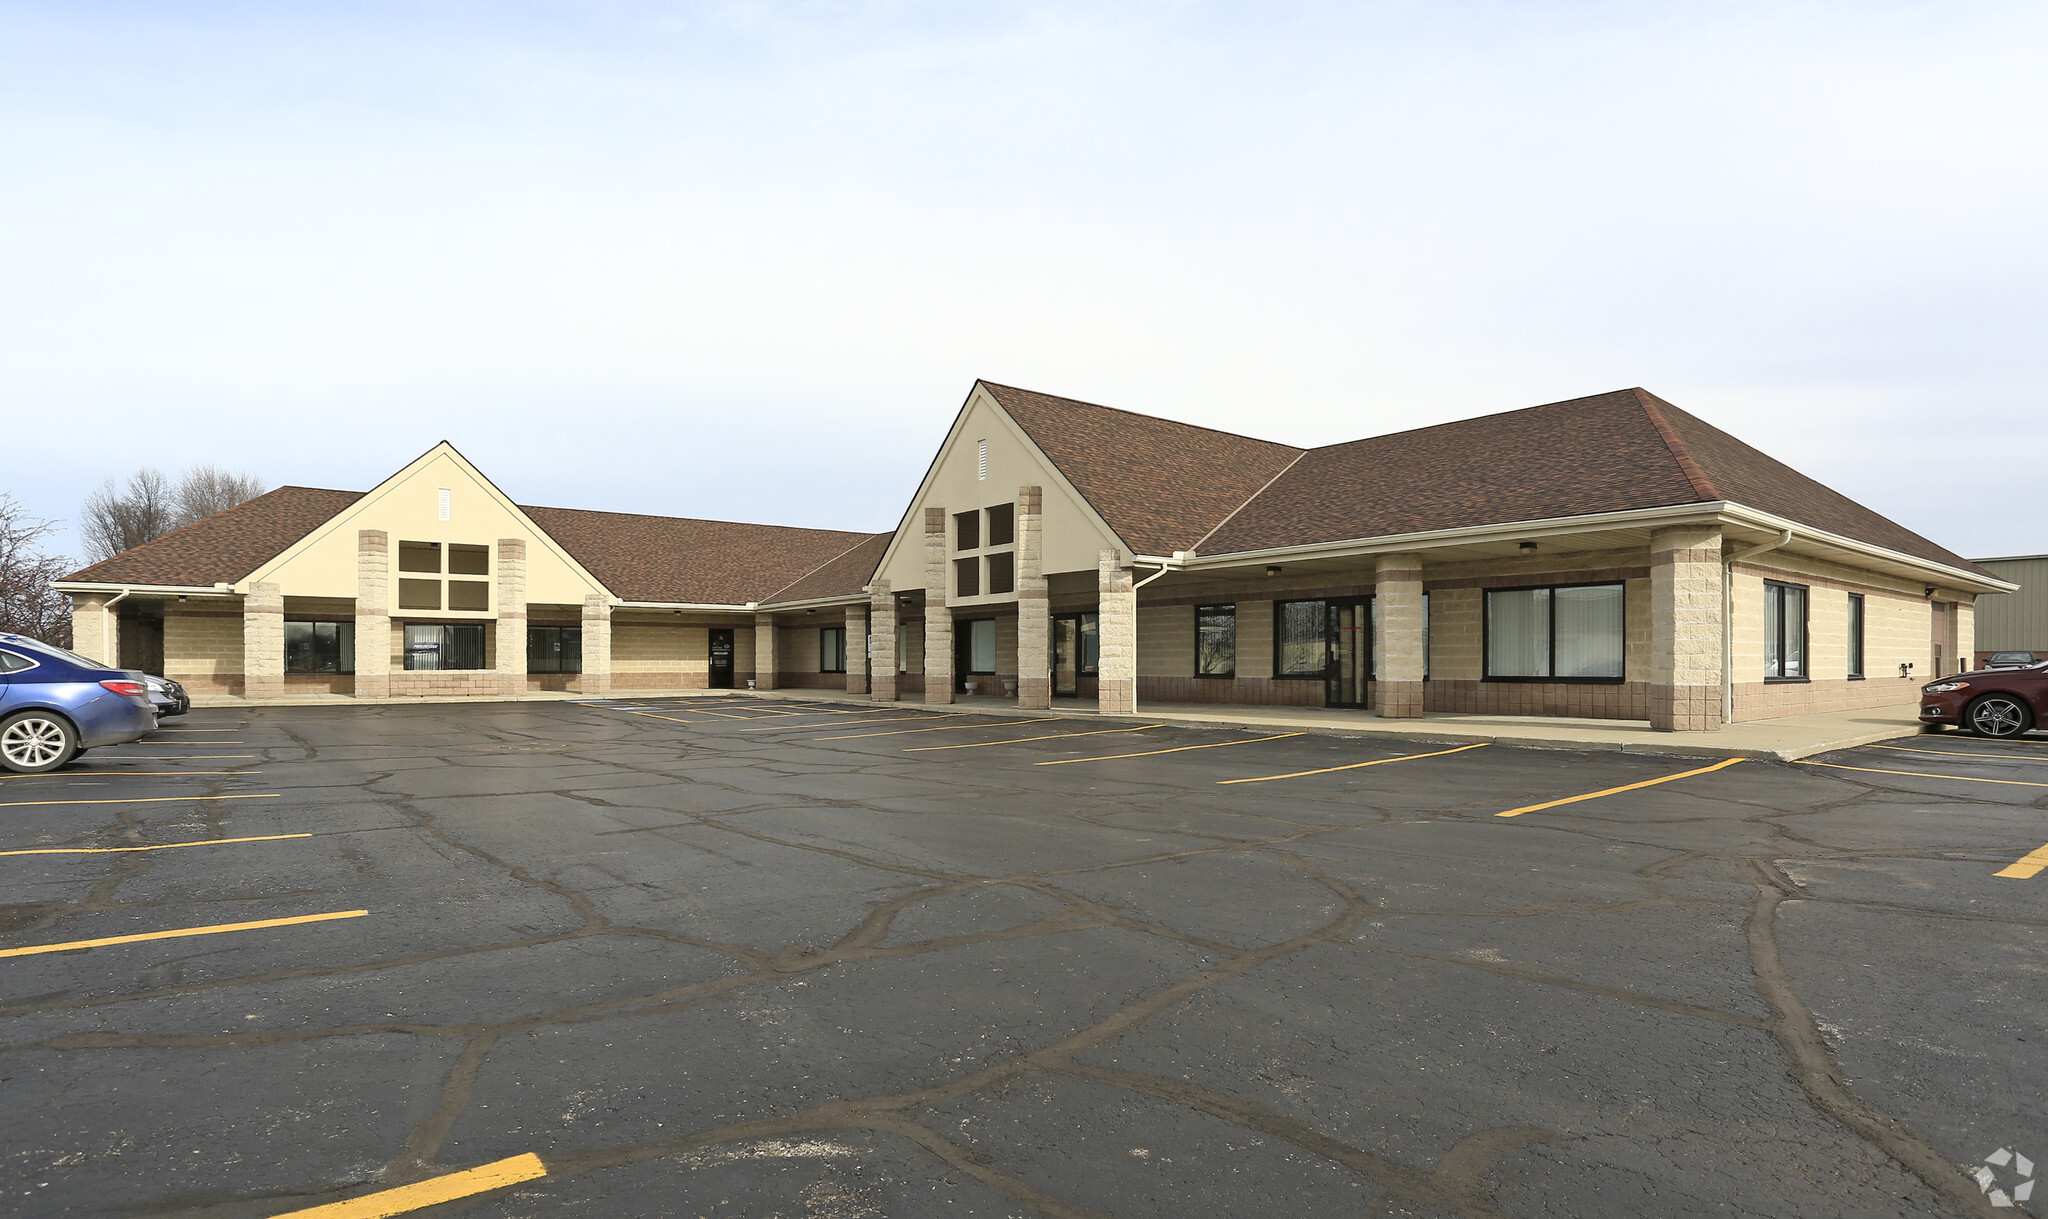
[70,594,114,666]
[1137,604,1194,677]
[754,612,779,691]
[923,506,953,704]
[1098,551,1137,714]
[355,529,391,697]
[1431,588,1482,681]
[1375,554,1425,718]
[243,581,285,698]
[163,608,245,694]
[611,620,709,689]
[846,603,870,694]
[1016,484,1049,708]
[869,585,898,701]
[1731,552,1930,720]
[1649,526,1723,731]
[579,595,612,696]
[495,537,527,696]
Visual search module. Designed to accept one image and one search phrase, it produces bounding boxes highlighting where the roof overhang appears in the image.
[1143,501,2018,596]
[52,581,239,597]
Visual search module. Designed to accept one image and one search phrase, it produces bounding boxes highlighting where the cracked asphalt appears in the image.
[1,696,2044,1218]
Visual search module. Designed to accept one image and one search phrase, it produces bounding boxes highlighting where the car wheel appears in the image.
[1966,695,2034,739]
[0,711,79,774]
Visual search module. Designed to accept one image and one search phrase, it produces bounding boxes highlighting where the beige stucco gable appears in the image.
[245,443,610,604]
[873,384,1126,590]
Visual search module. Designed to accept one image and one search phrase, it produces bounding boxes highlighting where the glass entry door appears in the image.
[1052,612,1098,698]
[1328,598,1372,709]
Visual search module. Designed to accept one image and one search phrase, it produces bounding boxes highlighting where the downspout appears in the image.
[1722,530,1793,725]
[1131,552,1192,592]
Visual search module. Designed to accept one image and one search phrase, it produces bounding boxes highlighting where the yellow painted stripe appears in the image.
[906,724,1163,753]
[98,755,258,760]
[1222,741,1490,785]
[0,909,367,959]
[814,715,1005,740]
[738,707,912,729]
[1870,743,2046,763]
[1493,756,1745,816]
[0,833,312,858]
[624,707,751,722]
[1036,733,1306,766]
[0,770,256,780]
[0,793,280,809]
[1794,760,2048,788]
[268,1153,547,1217]
[1996,843,2048,880]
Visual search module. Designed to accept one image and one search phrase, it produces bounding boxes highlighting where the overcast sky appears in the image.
[3,1,2043,563]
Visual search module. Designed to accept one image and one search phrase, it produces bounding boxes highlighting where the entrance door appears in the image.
[708,629,735,689]
[1328,598,1372,709]
[1051,612,1099,698]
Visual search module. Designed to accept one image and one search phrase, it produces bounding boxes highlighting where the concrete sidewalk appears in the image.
[189,685,1925,761]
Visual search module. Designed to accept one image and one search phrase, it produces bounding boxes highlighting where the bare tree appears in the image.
[0,494,74,647]
[81,468,177,563]
[174,465,266,528]
[79,465,265,562]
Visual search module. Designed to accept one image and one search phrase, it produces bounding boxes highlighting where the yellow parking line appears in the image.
[1793,760,2048,788]
[813,715,996,740]
[97,755,258,761]
[1036,733,1306,766]
[0,908,367,959]
[0,793,280,809]
[906,724,1163,752]
[1996,843,2048,880]
[0,833,311,857]
[0,770,256,781]
[1493,756,1743,816]
[1222,741,1489,785]
[738,707,913,730]
[1870,743,2045,763]
[624,706,754,722]
[270,1153,547,1218]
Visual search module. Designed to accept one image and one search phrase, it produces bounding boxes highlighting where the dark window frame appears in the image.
[447,543,491,576]
[1846,593,1865,680]
[403,622,488,671]
[954,556,981,598]
[526,625,583,674]
[1764,580,1810,683]
[964,617,998,675]
[954,510,980,552]
[1481,580,1628,684]
[985,551,1016,596]
[820,626,847,673]
[397,540,442,574]
[1195,604,1237,678]
[285,619,357,674]
[1272,598,1331,680]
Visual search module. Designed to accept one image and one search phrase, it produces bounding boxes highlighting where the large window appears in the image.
[967,618,997,674]
[1485,583,1625,680]
[1847,594,1865,679]
[285,621,356,673]
[398,541,441,572]
[955,510,980,551]
[405,623,486,671]
[820,626,846,673]
[1197,605,1236,677]
[955,557,981,597]
[1765,581,1808,680]
[527,626,582,674]
[448,544,490,576]
[1274,599,1328,678]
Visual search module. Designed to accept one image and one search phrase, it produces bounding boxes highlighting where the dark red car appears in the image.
[1919,663,2048,738]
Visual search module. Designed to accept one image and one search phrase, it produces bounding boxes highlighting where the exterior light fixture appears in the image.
[1265,566,1281,576]
[1519,541,1538,552]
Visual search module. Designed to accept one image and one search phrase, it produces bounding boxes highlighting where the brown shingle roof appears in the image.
[1196,387,1988,576]
[980,381,1304,556]
[519,505,882,605]
[59,486,365,587]
[764,532,893,604]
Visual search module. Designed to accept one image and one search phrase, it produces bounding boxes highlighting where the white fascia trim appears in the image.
[1717,505,2019,594]
[1169,502,1735,569]
[52,581,238,596]
[614,600,753,612]
[757,594,870,612]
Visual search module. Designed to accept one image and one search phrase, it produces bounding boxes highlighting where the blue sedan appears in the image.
[0,633,157,773]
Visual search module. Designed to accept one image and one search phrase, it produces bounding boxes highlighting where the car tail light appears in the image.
[100,680,147,697]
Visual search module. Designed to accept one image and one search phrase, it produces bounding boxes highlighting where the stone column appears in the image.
[70,594,114,667]
[1650,525,1724,731]
[845,602,870,694]
[869,582,898,701]
[1098,550,1137,715]
[579,594,612,697]
[355,530,391,698]
[1016,485,1051,709]
[923,507,955,704]
[1374,553,1426,718]
[243,581,284,699]
[754,611,780,690]
[1955,599,1975,672]
[496,538,527,697]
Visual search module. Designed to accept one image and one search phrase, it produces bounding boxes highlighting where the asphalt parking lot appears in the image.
[2,697,2044,1218]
